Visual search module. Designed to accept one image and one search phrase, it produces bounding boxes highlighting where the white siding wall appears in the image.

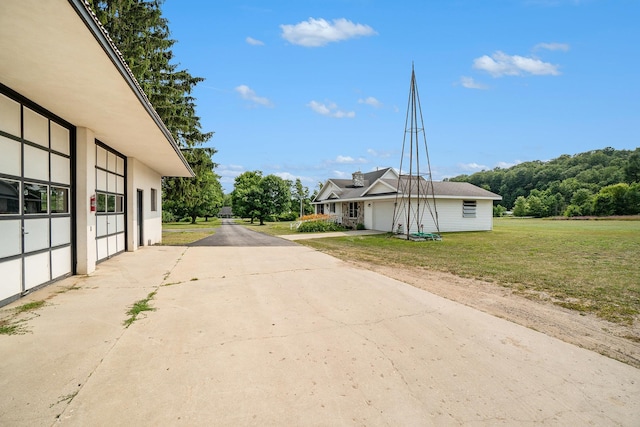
[375,198,494,233]
[436,199,494,232]
[126,158,162,249]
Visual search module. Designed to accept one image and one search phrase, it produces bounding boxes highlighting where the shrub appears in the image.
[297,220,345,233]
[299,213,331,221]
[278,211,299,221]
[564,204,582,217]
[162,210,176,223]
[356,223,365,230]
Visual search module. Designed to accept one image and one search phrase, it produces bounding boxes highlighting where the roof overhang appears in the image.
[0,0,193,177]
[312,193,502,204]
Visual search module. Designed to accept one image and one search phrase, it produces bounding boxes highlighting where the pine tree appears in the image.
[88,0,212,148]
[88,0,222,222]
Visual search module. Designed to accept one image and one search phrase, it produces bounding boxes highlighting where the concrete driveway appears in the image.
[1,225,639,425]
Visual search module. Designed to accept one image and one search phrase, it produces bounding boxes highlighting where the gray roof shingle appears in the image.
[317,168,501,201]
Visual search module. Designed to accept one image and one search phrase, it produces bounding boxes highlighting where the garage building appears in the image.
[0,0,193,306]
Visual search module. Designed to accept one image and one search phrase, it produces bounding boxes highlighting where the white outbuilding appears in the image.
[0,0,193,306]
[313,168,502,233]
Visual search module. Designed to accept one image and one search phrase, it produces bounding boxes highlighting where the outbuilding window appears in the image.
[463,200,477,218]
[151,188,157,211]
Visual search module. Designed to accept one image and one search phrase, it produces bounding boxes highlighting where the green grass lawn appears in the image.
[162,218,221,229]
[294,218,640,325]
[161,217,221,245]
[236,219,300,235]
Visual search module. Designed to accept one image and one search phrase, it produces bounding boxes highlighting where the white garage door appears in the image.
[95,143,126,263]
[372,201,395,232]
[0,91,72,304]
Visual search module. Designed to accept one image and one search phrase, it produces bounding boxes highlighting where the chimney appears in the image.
[352,171,364,187]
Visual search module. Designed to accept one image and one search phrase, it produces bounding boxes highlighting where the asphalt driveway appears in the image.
[188,218,297,247]
[1,236,638,425]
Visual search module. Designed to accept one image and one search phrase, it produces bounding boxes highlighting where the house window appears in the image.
[330,202,336,213]
[349,202,359,218]
[317,204,324,214]
[151,188,157,211]
[463,200,477,218]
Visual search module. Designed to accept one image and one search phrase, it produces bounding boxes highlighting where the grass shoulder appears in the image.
[161,217,221,245]
[297,218,640,325]
[235,218,300,236]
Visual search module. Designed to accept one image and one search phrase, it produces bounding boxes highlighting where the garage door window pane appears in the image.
[24,183,48,214]
[97,193,106,212]
[116,195,124,213]
[107,195,116,212]
[0,179,20,214]
[51,187,69,213]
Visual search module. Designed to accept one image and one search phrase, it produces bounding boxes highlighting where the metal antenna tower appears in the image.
[392,64,440,240]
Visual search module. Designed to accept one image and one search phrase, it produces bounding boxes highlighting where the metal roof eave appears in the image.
[69,0,193,177]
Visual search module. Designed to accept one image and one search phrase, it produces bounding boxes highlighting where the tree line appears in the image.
[231,172,314,225]
[448,147,640,217]
[88,0,223,223]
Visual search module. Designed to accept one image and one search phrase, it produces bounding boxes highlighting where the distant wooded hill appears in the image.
[447,147,640,217]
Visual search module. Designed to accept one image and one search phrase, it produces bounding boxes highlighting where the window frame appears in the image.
[151,188,157,212]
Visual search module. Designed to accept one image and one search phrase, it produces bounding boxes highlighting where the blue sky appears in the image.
[162,0,639,193]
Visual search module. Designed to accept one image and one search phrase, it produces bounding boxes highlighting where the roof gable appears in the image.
[362,180,397,196]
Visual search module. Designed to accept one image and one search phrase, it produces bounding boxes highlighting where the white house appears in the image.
[313,168,502,233]
[0,0,193,306]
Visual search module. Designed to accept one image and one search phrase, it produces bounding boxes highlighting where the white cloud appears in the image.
[534,42,570,52]
[334,155,367,164]
[459,76,489,90]
[333,170,349,178]
[273,172,315,185]
[307,100,355,118]
[217,164,244,178]
[459,162,489,171]
[358,96,382,108]
[473,51,560,77]
[280,18,377,47]
[216,164,245,192]
[336,155,354,163]
[496,160,522,169]
[367,148,393,158]
[274,172,297,181]
[235,85,274,107]
[246,37,264,46]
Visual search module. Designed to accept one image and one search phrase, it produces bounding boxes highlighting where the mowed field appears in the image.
[296,218,640,325]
